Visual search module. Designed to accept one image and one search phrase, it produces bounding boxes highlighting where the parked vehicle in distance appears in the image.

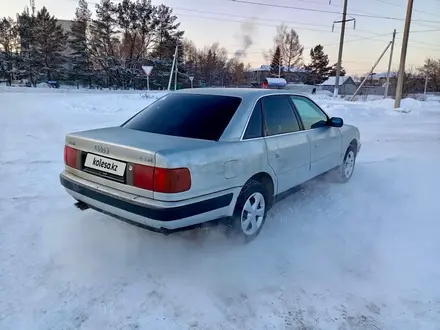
[60,88,361,242]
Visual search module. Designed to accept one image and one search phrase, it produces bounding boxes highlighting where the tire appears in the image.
[333,144,357,183]
[226,180,269,243]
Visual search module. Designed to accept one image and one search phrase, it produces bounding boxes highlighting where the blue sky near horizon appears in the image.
[1,0,439,75]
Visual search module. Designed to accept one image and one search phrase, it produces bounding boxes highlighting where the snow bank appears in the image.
[1,90,440,329]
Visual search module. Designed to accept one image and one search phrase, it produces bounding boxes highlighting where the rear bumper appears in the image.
[60,171,237,233]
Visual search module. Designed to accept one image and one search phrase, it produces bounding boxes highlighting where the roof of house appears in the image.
[320,76,353,86]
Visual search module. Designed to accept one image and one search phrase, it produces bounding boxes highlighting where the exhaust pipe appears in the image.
[74,201,90,211]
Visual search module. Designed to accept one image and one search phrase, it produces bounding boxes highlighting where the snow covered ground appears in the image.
[1,88,440,330]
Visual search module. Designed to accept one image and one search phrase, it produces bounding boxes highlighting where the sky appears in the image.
[1,0,439,75]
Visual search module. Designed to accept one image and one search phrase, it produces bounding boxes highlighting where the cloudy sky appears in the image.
[2,0,439,75]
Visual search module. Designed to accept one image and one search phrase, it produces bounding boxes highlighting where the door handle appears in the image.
[274,152,281,158]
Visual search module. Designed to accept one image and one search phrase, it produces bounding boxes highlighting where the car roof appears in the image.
[173,87,306,98]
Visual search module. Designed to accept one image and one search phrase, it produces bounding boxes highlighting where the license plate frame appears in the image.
[84,153,126,177]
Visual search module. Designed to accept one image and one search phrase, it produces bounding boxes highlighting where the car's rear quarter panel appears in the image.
[154,139,276,202]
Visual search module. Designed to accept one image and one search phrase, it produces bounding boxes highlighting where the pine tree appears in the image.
[33,7,67,81]
[146,5,184,89]
[69,0,92,87]
[150,4,184,60]
[329,63,346,77]
[116,0,156,88]
[307,44,331,84]
[134,0,157,58]
[270,45,282,75]
[17,9,38,85]
[89,0,120,87]
[0,17,19,85]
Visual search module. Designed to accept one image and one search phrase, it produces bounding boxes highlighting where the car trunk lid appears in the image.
[65,126,215,199]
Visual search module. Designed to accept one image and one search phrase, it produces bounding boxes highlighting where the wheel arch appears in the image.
[349,138,358,154]
[247,172,276,208]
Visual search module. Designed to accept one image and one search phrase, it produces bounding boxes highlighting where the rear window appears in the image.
[122,93,242,141]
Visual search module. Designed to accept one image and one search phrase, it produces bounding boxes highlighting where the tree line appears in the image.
[0,0,439,90]
[0,0,346,89]
[0,0,188,88]
[0,0,245,89]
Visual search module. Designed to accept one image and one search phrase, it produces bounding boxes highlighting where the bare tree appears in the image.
[419,58,440,92]
[265,24,303,71]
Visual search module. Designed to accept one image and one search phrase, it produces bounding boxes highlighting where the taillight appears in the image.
[64,145,77,168]
[132,164,154,191]
[132,164,191,194]
[154,167,191,193]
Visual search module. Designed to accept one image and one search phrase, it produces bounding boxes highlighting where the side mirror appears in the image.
[329,117,343,127]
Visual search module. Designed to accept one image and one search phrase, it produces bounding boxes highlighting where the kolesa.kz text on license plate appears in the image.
[84,153,126,177]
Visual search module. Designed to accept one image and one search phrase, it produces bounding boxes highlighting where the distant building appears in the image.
[320,76,357,96]
[360,72,398,86]
[246,65,311,85]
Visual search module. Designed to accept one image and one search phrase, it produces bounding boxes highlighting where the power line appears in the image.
[228,0,440,24]
[411,28,440,33]
[174,7,331,29]
[370,0,440,18]
[176,12,395,43]
[174,7,390,38]
[325,0,438,30]
[175,12,342,35]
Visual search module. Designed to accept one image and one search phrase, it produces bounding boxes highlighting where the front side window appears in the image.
[290,96,328,130]
[261,95,301,136]
[122,93,242,141]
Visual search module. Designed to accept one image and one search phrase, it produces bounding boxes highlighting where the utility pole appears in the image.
[394,0,414,108]
[174,44,178,90]
[333,0,349,98]
[350,41,393,101]
[167,44,178,91]
[384,29,396,99]
[424,76,428,95]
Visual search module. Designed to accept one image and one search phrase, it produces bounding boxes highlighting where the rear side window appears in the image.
[261,95,301,136]
[122,93,242,141]
[243,100,263,139]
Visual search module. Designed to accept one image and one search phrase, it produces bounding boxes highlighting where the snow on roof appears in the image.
[320,76,352,86]
[251,65,310,73]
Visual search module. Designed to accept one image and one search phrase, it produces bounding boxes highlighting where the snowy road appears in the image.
[1,89,440,329]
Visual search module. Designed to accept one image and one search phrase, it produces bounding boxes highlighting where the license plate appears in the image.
[84,153,126,177]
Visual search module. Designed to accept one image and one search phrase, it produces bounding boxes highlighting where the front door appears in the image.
[261,95,311,194]
[289,96,342,178]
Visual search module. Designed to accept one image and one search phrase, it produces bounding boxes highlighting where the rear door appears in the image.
[289,95,342,177]
[261,95,311,194]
